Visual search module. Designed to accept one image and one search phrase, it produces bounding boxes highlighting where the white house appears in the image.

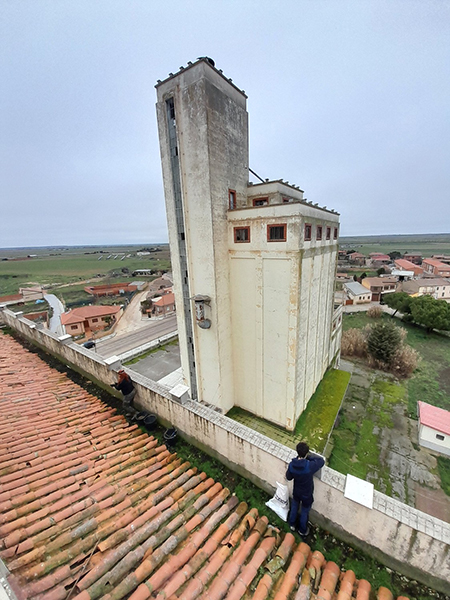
[417,401,450,457]
[344,281,372,304]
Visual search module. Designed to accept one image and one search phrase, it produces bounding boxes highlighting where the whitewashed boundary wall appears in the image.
[0,307,449,593]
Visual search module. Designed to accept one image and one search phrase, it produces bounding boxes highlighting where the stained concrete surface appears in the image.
[344,362,450,522]
[127,343,181,382]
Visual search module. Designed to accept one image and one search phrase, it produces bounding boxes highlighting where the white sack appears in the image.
[265,481,290,521]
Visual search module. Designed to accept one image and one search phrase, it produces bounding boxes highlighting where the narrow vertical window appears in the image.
[326,227,331,240]
[229,189,236,210]
[304,224,312,241]
[334,227,338,240]
[316,225,323,240]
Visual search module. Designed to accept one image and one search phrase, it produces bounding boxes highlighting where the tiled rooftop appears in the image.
[0,333,411,600]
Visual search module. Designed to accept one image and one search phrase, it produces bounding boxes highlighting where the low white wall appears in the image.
[1,307,449,593]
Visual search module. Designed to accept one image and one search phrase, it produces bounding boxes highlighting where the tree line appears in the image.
[383,292,450,332]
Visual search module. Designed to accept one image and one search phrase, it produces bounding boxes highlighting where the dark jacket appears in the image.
[286,453,325,502]
[113,377,134,396]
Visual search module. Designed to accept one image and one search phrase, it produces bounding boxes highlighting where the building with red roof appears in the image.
[394,259,423,277]
[418,401,450,456]
[84,282,144,297]
[151,292,175,316]
[60,305,122,336]
[403,253,422,265]
[422,258,450,278]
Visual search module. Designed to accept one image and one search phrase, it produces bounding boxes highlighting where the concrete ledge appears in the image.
[104,355,122,371]
[58,334,72,344]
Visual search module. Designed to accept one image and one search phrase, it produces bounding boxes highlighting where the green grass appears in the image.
[0,245,171,295]
[293,369,351,450]
[227,369,350,453]
[328,374,399,495]
[437,456,450,496]
[340,233,450,257]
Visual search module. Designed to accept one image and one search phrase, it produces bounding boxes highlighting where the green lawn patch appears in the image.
[293,369,351,451]
[328,373,397,495]
[227,369,350,453]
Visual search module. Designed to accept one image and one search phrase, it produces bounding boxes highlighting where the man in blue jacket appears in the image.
[286,441,325,536]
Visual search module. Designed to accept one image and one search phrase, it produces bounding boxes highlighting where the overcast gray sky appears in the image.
[1,0,449,247]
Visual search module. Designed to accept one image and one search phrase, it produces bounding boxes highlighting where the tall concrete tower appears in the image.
[156,58,247,409]
[156,58,342,429]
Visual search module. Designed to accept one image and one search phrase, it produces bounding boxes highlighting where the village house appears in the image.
[369,253,391,267]
[148,275,173,296]
[403,252,422,265]
[0,287,44,307]
[418,401,450,457]
[432,254,450,266]
[152,291,176,316]
[344,281,372,304]
[397,278,450,301]
[84,282,145,296]
[60,304,122,337]
[394,258,424,277]
[422,258,450,278]
[361,277,397,301]
[347,251,366,265]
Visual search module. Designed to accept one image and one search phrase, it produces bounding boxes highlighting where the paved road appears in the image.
[95,314,177,357]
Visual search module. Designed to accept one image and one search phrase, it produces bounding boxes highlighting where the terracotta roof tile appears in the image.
[0,333,411,600]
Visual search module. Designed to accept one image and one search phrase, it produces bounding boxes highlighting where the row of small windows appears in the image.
[234,223,338,243]
[305,224,338,241]
[234,225,286,243]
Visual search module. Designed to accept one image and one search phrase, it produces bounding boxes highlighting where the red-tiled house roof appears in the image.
[153,293,175,307]
[418,401,450,436]
[61,305,122,326]
[0,333,410,600]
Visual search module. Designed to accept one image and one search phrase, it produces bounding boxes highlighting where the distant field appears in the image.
[0,245,171,295]
[340,233,450,257]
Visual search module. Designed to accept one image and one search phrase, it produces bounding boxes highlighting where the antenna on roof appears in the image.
[249,168,265,184]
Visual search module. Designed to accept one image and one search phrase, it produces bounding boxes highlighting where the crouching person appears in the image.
[286,441,325,537]
[111,369,136,409]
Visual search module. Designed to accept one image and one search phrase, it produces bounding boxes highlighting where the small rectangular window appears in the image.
[326,227,331,240]
[316,225,323,240]
[268,224,287,242]
[92,318,99,323]
[304,224,312,241]
[436,434,445,441]
[234,227,250,243]
[253,197,268,206]
[282,197,290,203]
[70,325,78,330]
[229,189,236,210]
[334,227,338,239]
